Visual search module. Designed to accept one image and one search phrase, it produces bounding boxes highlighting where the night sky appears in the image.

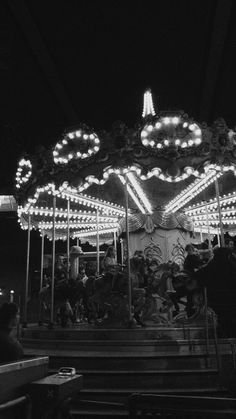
[0,0,236,193]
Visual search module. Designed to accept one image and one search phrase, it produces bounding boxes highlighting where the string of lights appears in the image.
[142,89,156,118]
[165,170,223,213]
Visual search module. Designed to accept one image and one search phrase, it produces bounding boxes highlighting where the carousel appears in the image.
[15,90,236,329]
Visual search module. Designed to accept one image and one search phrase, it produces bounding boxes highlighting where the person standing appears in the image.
[0,303,23,363]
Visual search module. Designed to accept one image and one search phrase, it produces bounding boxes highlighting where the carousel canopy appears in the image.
[15,90,236,243]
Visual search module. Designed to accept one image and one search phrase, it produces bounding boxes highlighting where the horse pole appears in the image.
[76,238,80,276]
[120,239,124,265]
[23,213,31,326]
[50,196,56,327]
[113,231,117,262]
[217,229,220,246]
[125,178,132,324]
[67,199,70,280]
[204,193,212,250]
[96,209,100,275]
[215,178,225,247]
[200,225,203,243]
[39,230,45,325]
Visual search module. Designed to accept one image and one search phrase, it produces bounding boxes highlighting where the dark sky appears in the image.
[1,0,236,193]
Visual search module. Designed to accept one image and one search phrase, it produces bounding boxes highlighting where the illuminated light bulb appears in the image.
[189,124,195,131]
[150,140,155,147]
[77,152,81,157]
[175,139,180,146]
[186,167,193,175]
[142,89,156,118]
[195,138,202,145]
[181,142,187,148]
[157,143,162,149]
[94,146,99,152]
[89,134,95,140]
[172,117,179,124]
[141,130,147,138]
[147,125,153,132]
[82,153,87,158]
[188,140,194,146]
[76,130,81,137]
[142,139,149,146]
[195,128,201,136]
[183,122,188,128]
[84,134,88,140]
[94,138,100,144]
[164,139,169,146]
[155,122,161,129]
[68,133,74,139]
[163,117,170,125]
[53,151,58,156]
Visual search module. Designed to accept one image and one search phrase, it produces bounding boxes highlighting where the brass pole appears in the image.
[23,214,31,325]
[215,178,225,247]
[67,199,70,280]
[39,230,45,324]
[125,180,132,323]
[120,239,124,265]
[39,230,45,292]
[204,200,212,250]
[200,225,203,242]
[50,196,56,326]
[96,209,100,275]
[113,231,117,262]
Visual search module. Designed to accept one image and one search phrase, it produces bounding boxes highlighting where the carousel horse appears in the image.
[87,267,129,323]
[140,261,203,325]
[142,264,174,324]
[39,246,84,326]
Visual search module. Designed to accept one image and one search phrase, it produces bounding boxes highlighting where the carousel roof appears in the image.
[15,90,236,243]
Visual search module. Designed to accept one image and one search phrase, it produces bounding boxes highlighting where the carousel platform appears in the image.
[20,323,236,418]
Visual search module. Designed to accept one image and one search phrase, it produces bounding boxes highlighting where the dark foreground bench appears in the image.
[0,357,83,418]
[0,357,48,405]
[128,393,236,418]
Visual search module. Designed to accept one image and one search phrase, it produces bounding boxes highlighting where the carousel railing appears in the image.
[128,393,236,418]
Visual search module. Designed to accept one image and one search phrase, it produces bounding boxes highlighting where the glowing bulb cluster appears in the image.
[15,159,32,189]
[142,89,156,118]
[165,170,223,213]
[53,129,100,164]
[185,191,236,215]
[59,188,126,216]
[72,227,118,239]
[18,205,118,223]
[38,221,118,230]
[126,172,152,213]
[141,117,202,149]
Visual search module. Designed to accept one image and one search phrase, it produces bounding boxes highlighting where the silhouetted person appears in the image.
[0,303,23,363]
[184,244,203,274]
